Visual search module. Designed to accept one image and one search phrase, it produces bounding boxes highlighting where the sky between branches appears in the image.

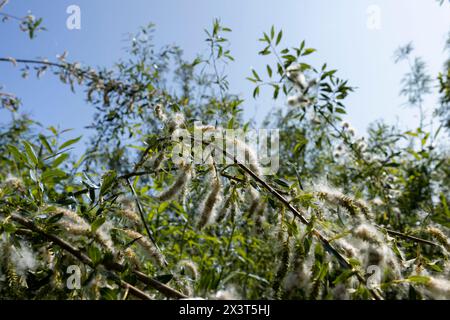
[1,0,449,154]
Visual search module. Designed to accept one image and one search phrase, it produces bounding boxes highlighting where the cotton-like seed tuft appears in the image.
[156,164,192,201]
[426,227,450,251]
[178,260,199,280]
[121,229,164,266]
[197,175,222,229]
[213,286,240,300]
[119,209,141,226]
[353,223,383,243]
[95,220,116,254]
[425,277,450,299]
[154,103,167,122]
[9,242,38,276]
[2,175,25,193]
[233,138,262,176]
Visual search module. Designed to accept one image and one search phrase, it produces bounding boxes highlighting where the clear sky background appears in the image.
[1,0,449,152]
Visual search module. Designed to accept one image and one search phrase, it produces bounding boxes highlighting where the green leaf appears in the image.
[302,48,316,56]
[251,69,261,81]
[421,132,430,146]
[406,275,430,284]
[87,245,102,265]
[52,153,69,168]
[258,47,271,55]
[59,136,82,150]
[191,57,202,66]
[405,131,418,137]
[318,263,328,281]
[83,172,100,189]
[100,170,117,197]
[7,145,24,163]
[91,216,106,233]
[46,213,64,225]
[335,107,346,114]
[158,201,170,213]
[299,40,305,53]
[73,154,86,169]
[100,288,119,300]
[333,270,355,285]
[274,178,290,188]
[89,188,96,203]
[154,274,173,284]
[39,134,53,153]
[41,168,66,181]
[23,141,39,166]
[253,86,260,98]
[273,85,280,99]
[266,65,273,78]
[276,30,282,45]
[1,222,17,234]
[440,193,450,218]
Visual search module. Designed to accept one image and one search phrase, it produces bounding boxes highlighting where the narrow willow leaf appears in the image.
[59,136,82,150]
[100,170,117,197]
[91,216,106,233]
[23,141,39,166]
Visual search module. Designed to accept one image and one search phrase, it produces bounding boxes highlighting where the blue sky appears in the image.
[1,0,449,152]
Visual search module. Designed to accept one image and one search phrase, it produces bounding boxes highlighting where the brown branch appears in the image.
[119,280,153,300]
[0,12,26,22]
[9,213,187,299]
[9,213,151,300]
[207,141,383,300]
[0,58,65,69]
[381,227,439,247]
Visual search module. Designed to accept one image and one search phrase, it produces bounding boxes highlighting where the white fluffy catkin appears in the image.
[197,125,263,177]
[216,193,233,223]
[426,226,450,251]
[213,286,240,300]
[121,229,164,266]
[232,137,262,176]
[154,103,167,122]
[197,174,222,230]
[247,188,266,219]
[94,220,116,254]
[156,164,192,201]
[9,242,38,276]
[119,209,141,226]
[178,259,199,280]
[423,276,450,299]
[47,207,90,236]
[46,207,116,253]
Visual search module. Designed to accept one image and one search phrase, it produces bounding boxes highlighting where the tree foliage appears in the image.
[0,4,449,300]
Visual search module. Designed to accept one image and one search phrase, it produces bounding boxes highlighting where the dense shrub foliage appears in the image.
[0,4,449,300]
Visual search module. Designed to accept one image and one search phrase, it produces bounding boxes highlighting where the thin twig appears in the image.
[380,227,439,247]
[125,178,168,267]
[0,12,25,21]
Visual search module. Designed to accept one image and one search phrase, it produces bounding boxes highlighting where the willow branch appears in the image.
[9,213,186,299]
[0,12,26,22]
[380,227,439,247]
[9,213,151,300]
[207,141,383,300]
